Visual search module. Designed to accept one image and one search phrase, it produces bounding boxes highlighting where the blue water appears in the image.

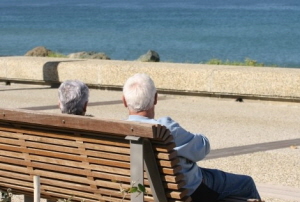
[1,0,300,67]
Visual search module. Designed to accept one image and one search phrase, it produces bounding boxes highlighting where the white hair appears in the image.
[123,73,156,112]
[58,80,89,115]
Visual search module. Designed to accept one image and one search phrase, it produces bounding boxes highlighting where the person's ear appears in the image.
[122,96,128,108]
[154,92,158,105]
[83,101,88,113]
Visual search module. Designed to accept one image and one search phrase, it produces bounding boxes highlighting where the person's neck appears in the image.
[129,109,154,119]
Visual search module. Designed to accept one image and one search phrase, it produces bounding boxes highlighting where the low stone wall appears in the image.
[1,56,300,101]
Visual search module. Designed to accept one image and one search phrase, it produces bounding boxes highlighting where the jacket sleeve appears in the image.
[158,117,210,162]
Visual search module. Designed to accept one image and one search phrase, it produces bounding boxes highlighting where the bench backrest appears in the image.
[0,108,191,202]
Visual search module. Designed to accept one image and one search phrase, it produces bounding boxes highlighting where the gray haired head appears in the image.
[58,80,89,115]
[123,73,156,112]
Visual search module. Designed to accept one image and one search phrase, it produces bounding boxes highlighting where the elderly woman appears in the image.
[58,80,89,115]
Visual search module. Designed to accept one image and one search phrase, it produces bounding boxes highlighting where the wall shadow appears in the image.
[43,61,60,88]
[42,60,83,88]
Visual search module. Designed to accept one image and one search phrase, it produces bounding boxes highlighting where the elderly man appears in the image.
[58,80,89,115]
[122,73,261,202]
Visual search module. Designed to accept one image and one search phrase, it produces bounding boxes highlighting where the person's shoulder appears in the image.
[157,116,178,125]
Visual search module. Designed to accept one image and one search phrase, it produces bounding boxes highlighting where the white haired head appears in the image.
[58,80,89,115]
[123,73,157,112]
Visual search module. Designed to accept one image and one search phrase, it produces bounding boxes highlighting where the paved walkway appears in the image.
[257,184,300,201]
[207,138,300,160]
[1,83,300,202]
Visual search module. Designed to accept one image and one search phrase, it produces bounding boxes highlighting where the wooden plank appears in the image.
[160,165,182,175]
[0,177,32,187]
[0,182,33,193]
[16,134,82,148]
[33,170,94,185]
[0,139,22,147]
[41,184,148,202]
[30,147,129,167]
[3,148,131,170]
[1,156,131,177]
[41,191,102,202]
[0,149,178,176]
[42,185,103,199]
[0,144,20,155]
[163,181,186,190]
[161,128,171,141]
[0,161,185,196]
[156,150,177,160]
[162,174,184,183]
[0,156,131,181]
[0,108,159,138]
[84,142,130,154]
[152,143,176,152]
[155,124,161,139]
[1,139,174,162]
[158,158,180,167]
[152,135,173,144]
[0,170,32,181]
[85,150,130,161]
[41,190,99,202]
[41,178,101,193]
[166,189,189,199]
[45,190,131,202]
[0,136,132,162]
[0,132,19,140]
[0,126,130,148]
[44,185,133,201]
[0,163,30,174]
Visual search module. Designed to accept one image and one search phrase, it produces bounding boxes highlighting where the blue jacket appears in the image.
[127,115,210,195]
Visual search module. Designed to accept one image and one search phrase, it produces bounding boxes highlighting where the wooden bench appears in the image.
[0,108,190,202]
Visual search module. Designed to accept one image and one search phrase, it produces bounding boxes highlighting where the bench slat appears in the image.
[0,183,33,195]
[0,177,32,188]
[0,108,159,138]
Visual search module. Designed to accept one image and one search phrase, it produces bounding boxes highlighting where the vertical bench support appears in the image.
[34,175,40,202]
[144,139,168,202]
[126,136,144,202]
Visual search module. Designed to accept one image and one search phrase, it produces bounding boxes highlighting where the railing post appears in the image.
[126,136,144,202]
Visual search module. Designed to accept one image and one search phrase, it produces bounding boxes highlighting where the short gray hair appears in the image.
[123,73,156,112]
[58,80,89,115]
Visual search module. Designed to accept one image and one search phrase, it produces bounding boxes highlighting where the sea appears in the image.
[1,0,300,68]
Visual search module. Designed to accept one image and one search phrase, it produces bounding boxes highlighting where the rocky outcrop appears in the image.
[137,50,160,62]
[25,46,53,57]
[67,51,110,60]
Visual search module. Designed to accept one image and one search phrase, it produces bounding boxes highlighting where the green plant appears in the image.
[0,188,13,202]
[206,58,223,65]
[48,52,67,58]
[119,182,147,201]
[243,58,264,66]
[205,57,268,67]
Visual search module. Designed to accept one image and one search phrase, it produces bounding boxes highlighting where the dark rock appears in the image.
[25,46,53,57]
[67,51,110,60]
[235,98,244,102]
[137,50,160,62]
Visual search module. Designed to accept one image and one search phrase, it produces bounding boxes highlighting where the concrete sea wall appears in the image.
[1,56,300,101]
